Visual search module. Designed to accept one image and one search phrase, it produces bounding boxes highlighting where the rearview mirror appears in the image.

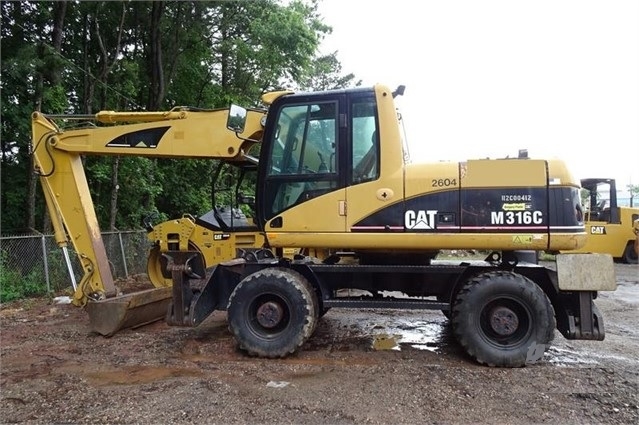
[227,104,247,133]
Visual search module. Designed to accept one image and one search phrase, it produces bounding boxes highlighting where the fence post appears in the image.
[118,232,129,278]
[41,234,50,292]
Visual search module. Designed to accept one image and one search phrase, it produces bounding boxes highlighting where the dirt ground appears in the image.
[1,262,637,425]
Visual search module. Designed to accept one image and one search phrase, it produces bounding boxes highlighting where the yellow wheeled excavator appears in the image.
[565,178,639,264]
[32,84,617,367]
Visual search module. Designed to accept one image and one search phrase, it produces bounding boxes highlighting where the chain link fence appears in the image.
[0,230,150,301]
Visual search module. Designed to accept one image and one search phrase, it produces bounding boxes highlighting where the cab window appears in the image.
[264,101,339,219]
[351,99,379,183]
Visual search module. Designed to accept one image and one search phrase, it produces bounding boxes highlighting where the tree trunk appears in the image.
[94,2,126,109]
[48,1,67,85]
[109,157,120,231]
[147,1,165,110]
[91,3,127,228]
[82,10,94,114]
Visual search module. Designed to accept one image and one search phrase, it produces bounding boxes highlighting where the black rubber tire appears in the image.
[622,242,638,264]
[227,267,318,358]
[452,271,556,367]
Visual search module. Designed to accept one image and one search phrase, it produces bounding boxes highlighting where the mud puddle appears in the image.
[370,319,450,352]
[324,309,456,354]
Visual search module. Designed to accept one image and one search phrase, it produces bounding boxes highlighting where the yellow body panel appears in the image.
[271,190,346,231]
[269,154,585,252]
[403,162,459,198]
[571,207,639,259]
[461,159,548,187]
[147,216,266,287]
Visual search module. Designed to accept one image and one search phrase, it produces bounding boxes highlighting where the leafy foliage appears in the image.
[0,251,48,302]
[1,0,356,234]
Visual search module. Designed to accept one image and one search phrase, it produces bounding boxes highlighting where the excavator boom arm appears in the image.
[31,106,266,309]
[33,107,265,158]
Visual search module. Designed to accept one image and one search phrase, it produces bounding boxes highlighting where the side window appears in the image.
[264,101,339,219]
[352,99,379,183]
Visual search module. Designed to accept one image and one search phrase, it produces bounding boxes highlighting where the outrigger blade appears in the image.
[85,287,173,337]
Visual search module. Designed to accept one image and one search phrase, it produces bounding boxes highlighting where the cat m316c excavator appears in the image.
[32,84,617,367]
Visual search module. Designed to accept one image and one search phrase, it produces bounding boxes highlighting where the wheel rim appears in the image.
[256,301,285,329]
[478,297,533,347]
[246,293,291,339]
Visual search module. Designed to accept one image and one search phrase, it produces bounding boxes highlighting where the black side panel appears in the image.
[106,127,170,148]
[352,187,582,234]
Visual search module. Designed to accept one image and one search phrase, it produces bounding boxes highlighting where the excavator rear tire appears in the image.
[227,267,318,358]
[452,271,555,367]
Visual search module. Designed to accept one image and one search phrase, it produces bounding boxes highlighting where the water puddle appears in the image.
[370,319,446,352]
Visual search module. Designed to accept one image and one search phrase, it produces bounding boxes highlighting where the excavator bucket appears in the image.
[85,287,172,337]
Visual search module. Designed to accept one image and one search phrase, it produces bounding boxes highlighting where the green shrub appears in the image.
[0,252,49,303]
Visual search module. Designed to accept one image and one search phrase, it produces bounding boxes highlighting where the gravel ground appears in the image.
[1,262,637,424]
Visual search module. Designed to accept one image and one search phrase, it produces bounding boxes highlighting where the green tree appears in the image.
[1,0,357,234]
[1,1,67,233]
[299,51,360,91]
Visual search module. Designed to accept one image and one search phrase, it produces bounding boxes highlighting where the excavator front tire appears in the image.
[227,267,318,358]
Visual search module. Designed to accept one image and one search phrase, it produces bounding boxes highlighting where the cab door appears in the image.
[345,90,405,235]
[259,94,347,246]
